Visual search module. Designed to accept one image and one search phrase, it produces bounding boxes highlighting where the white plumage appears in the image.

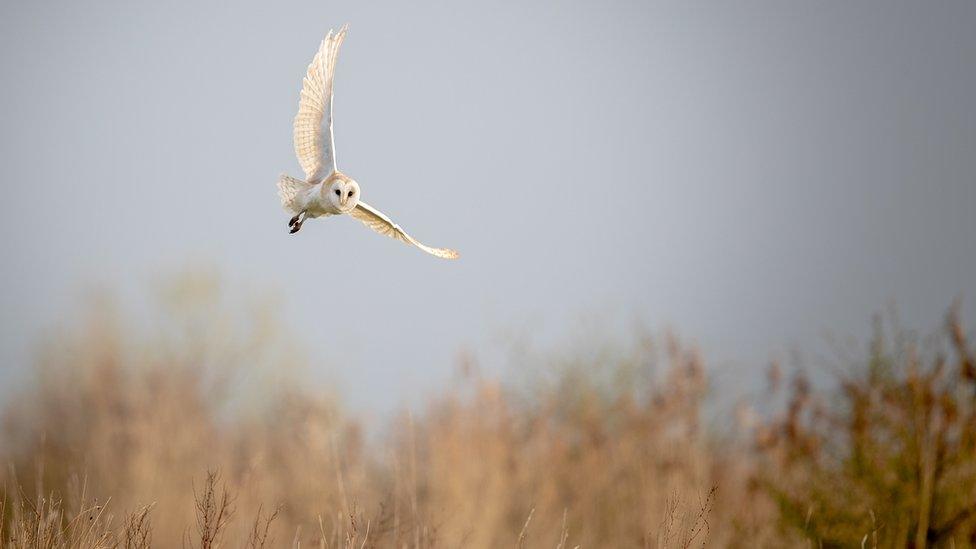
[277,25,459,260]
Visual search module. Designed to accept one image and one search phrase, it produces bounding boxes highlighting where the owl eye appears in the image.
[334,189,341,196]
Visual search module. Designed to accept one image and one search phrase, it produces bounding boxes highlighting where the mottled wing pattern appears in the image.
[293,25,348,183]
[276,174,313,214]
[350,202,459,260]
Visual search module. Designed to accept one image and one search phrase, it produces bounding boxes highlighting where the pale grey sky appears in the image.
[1,1,974,412]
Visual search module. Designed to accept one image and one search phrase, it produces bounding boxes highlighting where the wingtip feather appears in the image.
[430,247,460,260]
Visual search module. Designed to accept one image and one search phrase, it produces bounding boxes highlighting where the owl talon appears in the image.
[289,210,307,233]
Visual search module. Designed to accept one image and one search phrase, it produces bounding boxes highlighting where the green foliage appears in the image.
[757,307,976,547]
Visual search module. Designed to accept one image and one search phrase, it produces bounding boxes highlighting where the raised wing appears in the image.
[293,26,348,183]
[350,202,459,260]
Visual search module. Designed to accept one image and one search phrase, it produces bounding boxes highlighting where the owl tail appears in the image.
[277,174,313,214]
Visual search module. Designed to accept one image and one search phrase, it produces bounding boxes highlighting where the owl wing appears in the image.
[276,174,314,214]
[350,202,459,260]
[293,25,348,183]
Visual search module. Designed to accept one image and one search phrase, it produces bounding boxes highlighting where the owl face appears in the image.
[326,177,360,213]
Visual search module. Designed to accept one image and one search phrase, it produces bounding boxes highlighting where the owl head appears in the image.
[325,173,360,213]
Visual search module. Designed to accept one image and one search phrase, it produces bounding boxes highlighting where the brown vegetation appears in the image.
[755,306,976,547]
[1,277,974,547]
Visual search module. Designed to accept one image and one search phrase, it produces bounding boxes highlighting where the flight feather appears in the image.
[293,25,347,183]
[350,202,460,259]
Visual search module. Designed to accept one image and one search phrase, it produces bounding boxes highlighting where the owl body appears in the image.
[300,183,334,219]
[311,173,359,218]
[276,25,459,259]
[279,171,359,218]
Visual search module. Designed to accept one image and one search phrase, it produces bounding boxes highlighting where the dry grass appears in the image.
[0,275,973,547]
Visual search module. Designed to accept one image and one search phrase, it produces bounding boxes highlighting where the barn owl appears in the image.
[276,25,459,260]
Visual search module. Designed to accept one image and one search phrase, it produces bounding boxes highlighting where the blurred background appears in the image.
[0,0,974,547]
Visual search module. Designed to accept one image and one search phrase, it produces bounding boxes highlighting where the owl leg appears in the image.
[289,210,307,234]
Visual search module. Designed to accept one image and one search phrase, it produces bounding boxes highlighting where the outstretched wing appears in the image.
[350,202,459,260]
[293,25,348,183]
